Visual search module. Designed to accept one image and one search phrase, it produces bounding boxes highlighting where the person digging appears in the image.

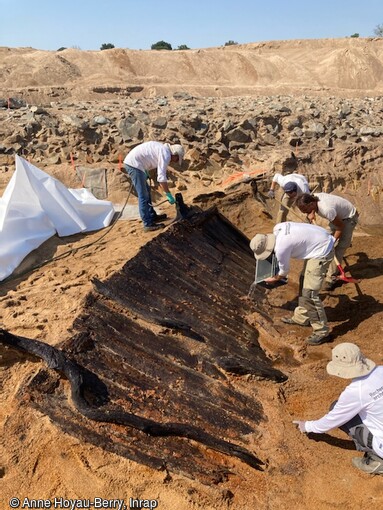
[123,141,184,232]
[267,173,310,223]
[293,342,383,475]
[295,192,358,291]
[250,221,335,345]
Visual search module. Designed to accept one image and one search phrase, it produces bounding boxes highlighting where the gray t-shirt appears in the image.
[314,193,356,222]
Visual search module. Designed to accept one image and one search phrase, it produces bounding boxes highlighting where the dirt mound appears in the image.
[2,38,383,101]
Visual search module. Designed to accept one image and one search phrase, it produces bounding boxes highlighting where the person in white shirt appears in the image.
[250,222,335,345]
[293,342,383,474]
[295,193,358,290]
[124,141,184,232]
[268,173,310,223]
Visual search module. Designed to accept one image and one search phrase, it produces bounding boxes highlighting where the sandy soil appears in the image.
[1,179,382,510]
[1,36,383,509]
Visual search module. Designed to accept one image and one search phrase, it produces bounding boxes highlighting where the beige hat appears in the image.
[169,144,184,165]
[326,343,376,379]
[249,233,276,260]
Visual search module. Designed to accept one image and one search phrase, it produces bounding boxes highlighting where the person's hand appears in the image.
[268,189,275,199]
[165,192,176,205]
[293,420,307,433]
[307,211,316,222]
[264,276,279,283]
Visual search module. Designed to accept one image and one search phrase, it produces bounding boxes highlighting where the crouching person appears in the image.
[293,343,383,474]
[250,222,335,345]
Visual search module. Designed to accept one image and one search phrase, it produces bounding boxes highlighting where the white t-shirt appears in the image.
[314,193,357,222]
[273,222,335,276]
[305,366,383,458]
[272,173,310,194]
[124,141,171,183]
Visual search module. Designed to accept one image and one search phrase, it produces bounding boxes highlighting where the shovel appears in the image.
[334,255,361,284]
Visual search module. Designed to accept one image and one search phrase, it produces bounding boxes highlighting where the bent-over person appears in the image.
[268,172,310,223]
[295,192,358,290]
[250,222,335,345]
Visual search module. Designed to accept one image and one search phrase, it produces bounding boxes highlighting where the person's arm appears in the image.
[293,385,362,434]
[268,173,282,198]
[331,216,345,241]
[160,182,170,194]
[157,147,175,203]
[264,245,291,283]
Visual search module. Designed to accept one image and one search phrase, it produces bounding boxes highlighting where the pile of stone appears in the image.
[0,92,382,216]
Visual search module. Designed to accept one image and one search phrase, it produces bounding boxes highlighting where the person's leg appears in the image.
[329,401,375,453]
[276,193,290,223]
[329,401,383,473]
[325,218,357,283]
[292,254,332,341]
[125,165,153,227]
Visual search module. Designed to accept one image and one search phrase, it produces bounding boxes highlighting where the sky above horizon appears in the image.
[1,0,382,51]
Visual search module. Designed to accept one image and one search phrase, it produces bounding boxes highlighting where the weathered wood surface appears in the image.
[3,207,286,483]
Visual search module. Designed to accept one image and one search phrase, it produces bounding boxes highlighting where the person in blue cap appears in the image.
[268,172,310,222]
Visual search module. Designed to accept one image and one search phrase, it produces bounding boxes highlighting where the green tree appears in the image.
[224,40,238,46]
[374,24,383,36]
[100,43,115,50]
[350,33,359,38]
[151,40,172,50]
[56,47,67,52]
[177,44,190,50]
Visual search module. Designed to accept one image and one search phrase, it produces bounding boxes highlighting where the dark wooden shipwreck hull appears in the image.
[3,206,286,484]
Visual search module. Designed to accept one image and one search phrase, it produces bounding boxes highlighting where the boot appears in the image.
[352,452,383,474]
[143,223,165,232]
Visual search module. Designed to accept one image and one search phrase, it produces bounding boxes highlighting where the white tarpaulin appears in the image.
[0,155,115,281]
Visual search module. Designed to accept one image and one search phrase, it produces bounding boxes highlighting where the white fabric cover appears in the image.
[0,156,115,281]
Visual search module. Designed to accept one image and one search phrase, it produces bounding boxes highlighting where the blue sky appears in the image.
[1,0,382,51]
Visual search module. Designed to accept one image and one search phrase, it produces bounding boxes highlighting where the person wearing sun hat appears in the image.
[250,221,335,345]
[267,172,310,223]
[293,343,383,474]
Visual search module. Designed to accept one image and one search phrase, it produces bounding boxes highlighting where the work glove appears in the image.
[165,192,176,205]
[293,420,307,433]
[268,189,275,199]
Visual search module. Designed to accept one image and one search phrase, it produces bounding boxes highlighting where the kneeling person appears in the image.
[293,343,383,475]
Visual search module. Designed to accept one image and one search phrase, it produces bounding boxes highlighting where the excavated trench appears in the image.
[1,203,289,484]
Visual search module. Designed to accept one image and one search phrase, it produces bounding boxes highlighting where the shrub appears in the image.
[177,44,190,50]
[100,43,115,50]
[151,40,172,50]
[224,40,238,46]
[374,24,383,36]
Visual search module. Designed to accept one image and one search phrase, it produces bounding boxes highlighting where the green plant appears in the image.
[151,40,172,50]
[374,24,383,36]
[100,43,115,50]
[177,44,190,50]
[56,47,67,52]
[224,40,238,46]
[350,33,359,38]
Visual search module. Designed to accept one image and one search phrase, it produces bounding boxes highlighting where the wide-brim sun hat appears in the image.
[326,342,376,379]
[249,233,276,260]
